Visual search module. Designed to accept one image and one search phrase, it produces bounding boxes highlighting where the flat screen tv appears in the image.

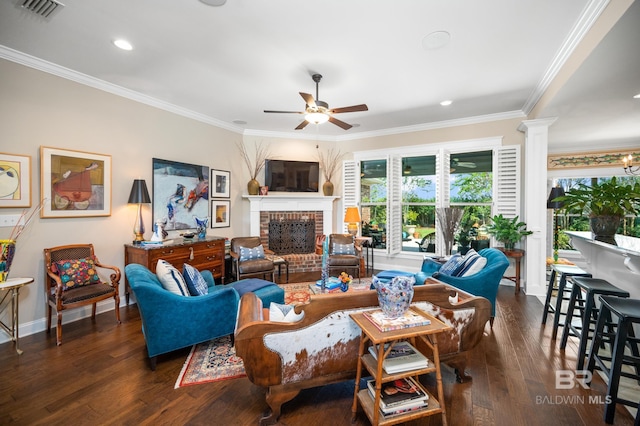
[264,159,320,192]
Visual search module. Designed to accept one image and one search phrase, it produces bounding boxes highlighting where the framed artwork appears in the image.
[41,147,111,218]
[0,153,31,208]
[153,158,209,231]
[211,200,230,228]
[211,169,230,198]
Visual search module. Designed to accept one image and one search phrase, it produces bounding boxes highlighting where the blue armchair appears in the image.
[125,264,240,370]
[414,248,509,325]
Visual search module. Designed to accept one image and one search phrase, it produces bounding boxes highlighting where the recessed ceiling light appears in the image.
[113,39,133,51]
[634,93,640,99]
[422,31,451,50]
[440,100,452,106]
[232,120,247,125]
[199,0,227,6]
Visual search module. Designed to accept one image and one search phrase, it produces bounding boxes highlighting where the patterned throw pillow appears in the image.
[456,249,487,277]
[156,259,190,296]
[269,302,305,322]
[438,254,466,276]
[53,257,100,290]
[332,242,356,255]
[183,263,209,296]
[239,245,265,262]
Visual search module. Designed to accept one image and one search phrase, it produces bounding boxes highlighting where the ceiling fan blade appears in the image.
[458,162,477,168]
[264,110,305,114]
[329,104,368,114]
[295,120,310,130]
[299,92,316,109]
[328,116,352,130]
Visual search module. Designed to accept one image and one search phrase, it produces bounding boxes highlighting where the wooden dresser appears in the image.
[124,236,225,304]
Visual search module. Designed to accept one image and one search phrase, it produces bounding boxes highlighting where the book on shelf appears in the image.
[379,399,428,418]
[362,308,431,332]
[366,376,429,409]
[368,341,428,374]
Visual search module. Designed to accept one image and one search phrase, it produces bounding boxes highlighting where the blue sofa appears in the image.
[125,263,240,370]
[414,248,509,324]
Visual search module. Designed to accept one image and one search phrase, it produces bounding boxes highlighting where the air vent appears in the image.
[21,0,64,18]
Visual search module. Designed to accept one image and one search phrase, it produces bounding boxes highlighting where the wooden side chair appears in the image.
[44,244,121,345]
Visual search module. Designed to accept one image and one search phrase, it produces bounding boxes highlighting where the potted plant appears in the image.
[553,177,640,244]
[486,214,532,250]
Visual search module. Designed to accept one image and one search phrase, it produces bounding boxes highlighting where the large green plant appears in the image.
[554,177,640,218]
[486,214,532,247]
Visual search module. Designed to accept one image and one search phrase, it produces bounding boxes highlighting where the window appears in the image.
[351,138,515,256]
[554,176,640,250]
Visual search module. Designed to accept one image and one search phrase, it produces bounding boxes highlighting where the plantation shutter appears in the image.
[493,145,520,219]
[342,160,359,233]
[387,155,402,255]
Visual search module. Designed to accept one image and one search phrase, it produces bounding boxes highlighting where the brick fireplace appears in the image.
[243,194,339,274]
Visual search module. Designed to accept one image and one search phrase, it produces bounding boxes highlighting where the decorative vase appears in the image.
[195,217,209,239]
[372,274,415,319]
[590,215,621,245]
[0,239,16,283]
[247,179,260,195]
[322,181,334,196]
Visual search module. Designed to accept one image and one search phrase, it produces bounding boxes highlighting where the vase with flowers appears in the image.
[237,141,271,195]
[317,146,344,196]
[339,271,352,292]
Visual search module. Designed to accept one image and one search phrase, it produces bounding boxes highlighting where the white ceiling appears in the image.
[0,0,638,149]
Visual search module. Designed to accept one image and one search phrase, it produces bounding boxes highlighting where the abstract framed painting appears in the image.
[40,147,111,218]
[0,153,31,208]
[211,200,230,228]
[152,158,209,231]
[210,169,230,198]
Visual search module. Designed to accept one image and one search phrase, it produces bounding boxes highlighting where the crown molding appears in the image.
[0,45,244,135]
[521,0,610,114]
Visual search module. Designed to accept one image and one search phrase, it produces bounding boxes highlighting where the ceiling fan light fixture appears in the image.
[305,112,329,124]
[440,100,452,106]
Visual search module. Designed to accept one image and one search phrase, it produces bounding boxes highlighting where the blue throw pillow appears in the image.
[239,245,265,261]
[438,254,466,276]
[332,242,355,255]
[455,249,482,277]
[183,263,209,296]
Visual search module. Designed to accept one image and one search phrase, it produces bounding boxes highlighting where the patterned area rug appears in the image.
[175,279,372,388]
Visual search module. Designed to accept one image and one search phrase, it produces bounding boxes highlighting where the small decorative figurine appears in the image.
[195,216,209,239]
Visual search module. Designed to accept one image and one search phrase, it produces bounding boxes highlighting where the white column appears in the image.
[518,118,557,296]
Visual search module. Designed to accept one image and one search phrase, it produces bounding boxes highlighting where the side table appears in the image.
[350,309,451,425]
[0,277,34,354]
[356,236,374,276]
[266,254,289,283]
[497,247,525,294]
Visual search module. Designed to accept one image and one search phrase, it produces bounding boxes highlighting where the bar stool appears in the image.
[585,296,640,424]
[542,263,591,340]
[560,277,629,370]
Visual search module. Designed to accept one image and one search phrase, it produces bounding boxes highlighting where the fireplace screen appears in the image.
[268,219,316,254]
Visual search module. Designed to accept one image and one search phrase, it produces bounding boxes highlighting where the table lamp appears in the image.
[344,207,361,236]
[128,179,151,244]
[547,186,565,262]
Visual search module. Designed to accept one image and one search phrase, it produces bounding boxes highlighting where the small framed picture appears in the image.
[260,185,268,195]
[211,200,230,228]
[0,153,31,208]
[41,147,111,218]
[211,169,230,198]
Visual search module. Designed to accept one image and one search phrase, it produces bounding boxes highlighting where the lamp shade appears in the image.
[128,179,151,204]
[344,207,361,223]
[547,186,565,209]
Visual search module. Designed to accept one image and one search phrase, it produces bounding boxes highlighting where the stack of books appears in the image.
[367,376,429,418]
[315,277,342,290]
[368,341,428,374]
[363,308,431,332]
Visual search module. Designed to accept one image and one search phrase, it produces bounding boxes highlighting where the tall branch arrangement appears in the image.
[436,207,463,255]
[236,141,271,180]
[317,146,344,182]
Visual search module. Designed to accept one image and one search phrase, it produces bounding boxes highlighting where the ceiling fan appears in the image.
[451,158,477,169]
[264,74,368,130]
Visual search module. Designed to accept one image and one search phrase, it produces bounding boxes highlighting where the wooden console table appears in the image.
[497,247,524,294]
[124,237,225,304]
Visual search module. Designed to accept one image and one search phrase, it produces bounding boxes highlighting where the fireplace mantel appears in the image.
[242,194,339,236]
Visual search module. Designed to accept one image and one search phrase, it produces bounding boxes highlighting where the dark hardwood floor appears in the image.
[0,272,636,425]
